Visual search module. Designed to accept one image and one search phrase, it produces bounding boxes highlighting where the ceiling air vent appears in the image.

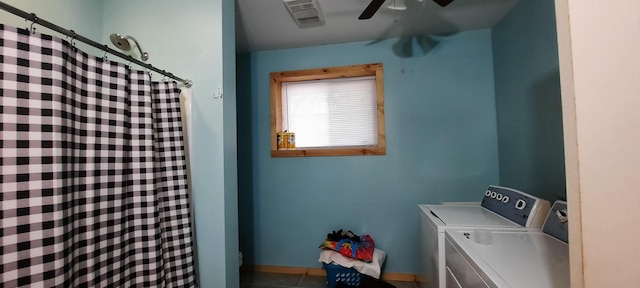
[283,0,325,28]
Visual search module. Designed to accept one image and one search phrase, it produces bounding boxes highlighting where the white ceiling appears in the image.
[235,0,519,53]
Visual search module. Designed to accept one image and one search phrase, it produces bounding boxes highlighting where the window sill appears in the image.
[271,147,386,157]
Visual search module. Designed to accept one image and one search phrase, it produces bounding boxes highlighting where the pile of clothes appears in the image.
[319,229,390,284]
[319,229,376,262]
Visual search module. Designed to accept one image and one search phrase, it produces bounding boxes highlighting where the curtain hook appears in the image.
[102,45,109,61]
[26,14,38,34]
[70,30,77,48]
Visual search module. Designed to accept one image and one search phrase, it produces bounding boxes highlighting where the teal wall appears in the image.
[492,0,566,202]
[237,30,501,274]
[1,1,238,287]
[0,0,104,56]
[222,0,239,281]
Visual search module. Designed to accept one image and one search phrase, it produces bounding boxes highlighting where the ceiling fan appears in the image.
[358,0,455,20]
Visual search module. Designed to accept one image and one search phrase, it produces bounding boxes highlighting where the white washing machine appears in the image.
[444,201,569,288]
[418,185,551,288]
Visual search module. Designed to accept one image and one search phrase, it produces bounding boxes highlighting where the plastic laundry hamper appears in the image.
[323,263,362,288]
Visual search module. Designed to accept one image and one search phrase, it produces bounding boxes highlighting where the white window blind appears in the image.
[282,76,378,148]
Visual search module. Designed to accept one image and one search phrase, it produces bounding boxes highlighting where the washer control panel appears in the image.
[480,185,542,227]
[542,201,569,243]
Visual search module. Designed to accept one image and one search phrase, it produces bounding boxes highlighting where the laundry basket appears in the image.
[323,263,362,288]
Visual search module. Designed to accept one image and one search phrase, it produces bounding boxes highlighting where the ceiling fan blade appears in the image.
[433,0,454,7]
[358,0,386,20]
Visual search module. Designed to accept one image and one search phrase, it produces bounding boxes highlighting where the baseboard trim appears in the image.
[243,265,418,282]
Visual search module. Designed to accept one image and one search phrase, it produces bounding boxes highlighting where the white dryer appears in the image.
[418,185,551,288]
[444,201,569,288]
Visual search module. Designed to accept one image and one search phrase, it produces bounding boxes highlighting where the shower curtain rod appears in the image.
[0,1,193,88]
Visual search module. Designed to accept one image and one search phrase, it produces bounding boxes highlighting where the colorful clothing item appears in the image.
[320,234,375,262]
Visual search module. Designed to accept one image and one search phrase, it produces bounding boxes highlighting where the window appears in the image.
[270,63,386,157]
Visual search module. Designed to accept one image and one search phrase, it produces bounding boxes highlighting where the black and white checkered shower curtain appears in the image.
[0,24,196,287]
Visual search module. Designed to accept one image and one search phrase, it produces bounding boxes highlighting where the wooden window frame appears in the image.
[270,63,386,157]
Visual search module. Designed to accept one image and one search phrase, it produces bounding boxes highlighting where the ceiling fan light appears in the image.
[392,36,413,58]
[388,0,407,10]
[416,35,439,54]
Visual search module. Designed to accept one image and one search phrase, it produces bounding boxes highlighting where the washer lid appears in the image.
[427,205,521,227]
[446,229,569,288]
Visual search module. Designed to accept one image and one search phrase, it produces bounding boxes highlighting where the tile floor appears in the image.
[240,271,419,288]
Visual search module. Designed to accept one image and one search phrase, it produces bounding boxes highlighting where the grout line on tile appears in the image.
[296,274,305,287]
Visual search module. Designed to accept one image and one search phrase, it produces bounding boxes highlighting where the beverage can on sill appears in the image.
[277,131,296,150]
[277,132,286,150]
[287,132,295,149]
